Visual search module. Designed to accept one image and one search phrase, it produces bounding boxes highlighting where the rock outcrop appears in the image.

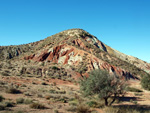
[24,44,138,80]
[1,29,149,80]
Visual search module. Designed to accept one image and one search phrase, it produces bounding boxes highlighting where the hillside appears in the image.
[0,29,150,113]
[0,29,149,80]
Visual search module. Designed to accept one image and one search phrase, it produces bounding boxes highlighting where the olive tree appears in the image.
[79,69,126,106]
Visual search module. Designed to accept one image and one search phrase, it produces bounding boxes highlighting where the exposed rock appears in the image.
[24,44,138,80]
[0,28,149,81]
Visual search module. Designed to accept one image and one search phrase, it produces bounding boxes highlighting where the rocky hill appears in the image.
[0,29,149,80]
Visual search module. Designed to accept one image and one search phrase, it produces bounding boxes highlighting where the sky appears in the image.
[0,0,150,62]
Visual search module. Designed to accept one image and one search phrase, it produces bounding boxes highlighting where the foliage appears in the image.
[86,101,98,108]
[0,95,4,102]
[16,98,24,104]
[0,104,5,111]
[30,103,46,109]
[6,87,21,94]
[126,87,143,92]
[4,101,15,107]
[76,104,90,113]
[79,69,126,106]
[141,74,150,91]
[103,105,150,113]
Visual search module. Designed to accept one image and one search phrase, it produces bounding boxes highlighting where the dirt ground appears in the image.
[0,76,150,113]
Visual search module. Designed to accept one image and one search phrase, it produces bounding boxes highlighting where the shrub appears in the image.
[54,109,59,113]
[76,104,90,113]
[86,101,98,108]
[23,99,33,104]
[52,66,59,70]
[16,98,32,104]
[0,95,4,102]
[45,95,52,100]
[6,87,21,94]
[49,89,56,93]
[4,101,15,107]
[41,82,48,85]
[0,104,5,110]
[104,106,141,113]
[126,87,143,92]
[141,74,150,90]
[30,103,46,109]
[79,69,126,106]
[16,98,24,104]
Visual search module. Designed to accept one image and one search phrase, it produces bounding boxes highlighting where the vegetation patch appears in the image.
[6,87,21,94]
[0,95,4,102]
[30,103,46,109]
[126,87,143,92]
[79,69,126,106]
[141,74,150,91]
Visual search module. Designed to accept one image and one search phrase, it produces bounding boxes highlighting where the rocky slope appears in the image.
[0,29,149,80]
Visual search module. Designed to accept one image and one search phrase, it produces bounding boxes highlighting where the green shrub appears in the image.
[69,101,78,106]
[30,103,46,109]
[41,82,48,85]
[54,109,59,113]
[4,101,15,107]
[79,69,126,106]
[1,72,10,76]
[0,104,5,110]
[86,101,98,108]
[23,99,33,104]
[16,98,32,104]
[16,98,24,104]
[52,66,59,70]
[49,89,56,93]
[104,106,141,113]
[45,95,51,100]
[76,104,90,113]
[6,87,21,94]
[0,95,4,102]
[126,87,143,92]
[141,74,150,91]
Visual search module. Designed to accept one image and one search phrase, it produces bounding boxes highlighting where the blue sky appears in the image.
[0,0,150,62]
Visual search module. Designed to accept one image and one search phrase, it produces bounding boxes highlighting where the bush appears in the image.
[0,104,5,110]
[16,98,32,104]
[141,74,150,90]
[52,66,59,70]
[24,99,33,104]
[104,106,143,113]
[76,104,90,113]
[0,95,4,102]
[16,98,24,104]
[4,101,15,107]
[30,103,46,109]
[126,87,143,92]
[86,101,98,108]
[6,87,21,94]
[41,82,48,85]
[79,69,126,106]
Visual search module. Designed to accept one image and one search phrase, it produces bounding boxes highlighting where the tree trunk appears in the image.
[110,94,117,106]
[104,98,108,106]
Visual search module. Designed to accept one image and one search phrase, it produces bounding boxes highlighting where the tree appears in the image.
[79,69,126,106]
[141,74,150,91]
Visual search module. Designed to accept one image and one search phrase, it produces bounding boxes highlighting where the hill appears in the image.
[0,29,150,113]
[0,29,149,80]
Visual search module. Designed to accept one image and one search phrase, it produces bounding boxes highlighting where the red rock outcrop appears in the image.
[24,44,138,80]
[72,38,88,50]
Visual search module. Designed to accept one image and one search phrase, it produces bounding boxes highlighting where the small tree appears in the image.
[141,74,150,91]
[79,69,126,106]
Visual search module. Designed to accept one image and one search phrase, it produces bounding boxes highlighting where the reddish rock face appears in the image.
[24,44,137,80]
[72,38,88,50]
